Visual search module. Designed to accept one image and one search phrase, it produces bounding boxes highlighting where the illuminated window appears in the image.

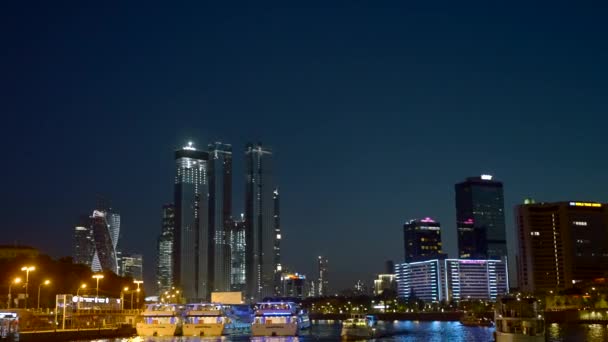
[530,231,540,236]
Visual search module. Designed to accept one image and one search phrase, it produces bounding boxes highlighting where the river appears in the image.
[74,320,608,341]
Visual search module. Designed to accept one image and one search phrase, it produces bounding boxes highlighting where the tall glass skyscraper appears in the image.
[229,214,246,291]
[174,142,210,301]
[272,187,281,296]
[245,143,275,301]
[90,210,119,273]
[156,204,175,294]
[455,175,506,259]
[72,199,120,274]
[208,142,232,292]
[317,256,329,296]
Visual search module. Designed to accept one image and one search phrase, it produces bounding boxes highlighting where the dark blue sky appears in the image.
[2,1,608,292]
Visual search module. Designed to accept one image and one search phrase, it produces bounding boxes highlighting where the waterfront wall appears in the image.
[19,327,135,342]
[310,312,462,321]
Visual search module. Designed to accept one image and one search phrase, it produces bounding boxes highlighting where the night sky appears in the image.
[2,2,608,292]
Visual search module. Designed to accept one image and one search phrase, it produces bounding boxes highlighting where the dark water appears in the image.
[76,321,608,341]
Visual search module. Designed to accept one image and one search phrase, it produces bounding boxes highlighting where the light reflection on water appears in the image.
[75,320,608,342]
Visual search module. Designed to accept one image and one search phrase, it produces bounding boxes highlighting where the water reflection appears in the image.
[76,321,608,342]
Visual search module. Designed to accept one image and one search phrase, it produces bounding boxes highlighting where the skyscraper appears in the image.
[272,188,281,296]
[229,215,247,291]
[403,218,446,262]
[174,142,210,301]
[90,210,119,273]
[245,143,275,301]
[121,253,143,280]
[516,201,608,293]
[73,215,94,267]
[208,142,233,293]
[317,256,329,296]
[157,204,175,294]
[455,175,506,259]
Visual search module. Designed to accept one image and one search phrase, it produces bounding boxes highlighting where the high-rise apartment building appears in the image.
[403,218,445,262]
[317,256,329,296]
[516,201,608,293]
[121,253,143,280]
[228,215,247,291]
[455,175,506,259]
[208,142,233,293]
[156,204,175,294]
[245,143,275,301]
[173,142,210,301]
[272,188,281,295]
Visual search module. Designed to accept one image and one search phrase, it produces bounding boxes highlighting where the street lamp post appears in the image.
[7,278,21,309]
[121,287,128,311]
[92,274,104,298]
[133,280,143,309]
[76,284,87,310]
[37,280,50,310]
[21,266,35,309]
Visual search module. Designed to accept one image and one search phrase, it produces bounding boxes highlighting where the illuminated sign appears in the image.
[569,202,602,208]
[481,174,493,180]
[458,260,487,264]
[72,296,110,304]
[420,217,435,223]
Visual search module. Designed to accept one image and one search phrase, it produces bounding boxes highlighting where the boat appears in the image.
[251,301,301,336]
[494,295,545,342]
[182,303,226,337]
[136,303,180,337]
[340,314,378,340]
[459,311,493,327]
[298,307,311,330]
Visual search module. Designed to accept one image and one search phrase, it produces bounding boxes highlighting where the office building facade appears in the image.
[173,142,210,301]
[245,143,275,301]
[455,175,506,259]
[121,253,143,280]
[403,217,446,262]
[281,273,307,299]
[516,201,608,293]
[208,142,233,293]
[395,259,508,302]
[374,274,396,296]
[228,215,247,291]
[73,215,95,267]
[156,204,175,294]
[317,256,329,296]
[272,188,282,295]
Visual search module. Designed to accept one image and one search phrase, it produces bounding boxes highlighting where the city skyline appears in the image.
[3,2,608,293]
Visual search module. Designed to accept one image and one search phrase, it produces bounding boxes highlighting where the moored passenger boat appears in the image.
[251,302,300,336]
[494,295,545,342]
[182,303,226,337]
[340,314,378,340]
[136,304,180,337]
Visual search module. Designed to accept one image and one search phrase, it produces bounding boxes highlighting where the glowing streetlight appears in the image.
[121,287,129,311]
[20,266,35,309]
[7,278,21,309]
[92,274,104,298]
[76,284,87,310]
[37,279,51,310]
[133,280,143,309]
